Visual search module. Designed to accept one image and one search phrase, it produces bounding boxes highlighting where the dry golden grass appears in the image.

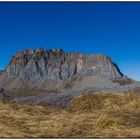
[0,93,140,138]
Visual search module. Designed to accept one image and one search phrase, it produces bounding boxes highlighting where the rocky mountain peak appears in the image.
[6,48,123,82]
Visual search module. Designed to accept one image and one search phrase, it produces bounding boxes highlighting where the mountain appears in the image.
[0,48,140,107]
[7,48,123,82]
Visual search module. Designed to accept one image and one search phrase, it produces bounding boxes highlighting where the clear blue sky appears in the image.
[0,2,140,80]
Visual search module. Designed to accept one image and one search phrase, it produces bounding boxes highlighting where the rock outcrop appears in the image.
[6,48,123,82]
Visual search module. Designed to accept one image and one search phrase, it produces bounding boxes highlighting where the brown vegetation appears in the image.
[0,93,140,138]
[112,78,133,85]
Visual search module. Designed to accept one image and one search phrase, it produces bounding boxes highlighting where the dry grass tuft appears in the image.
[93,112,119,129]
[0,93,140,138]
[69,93,140,111]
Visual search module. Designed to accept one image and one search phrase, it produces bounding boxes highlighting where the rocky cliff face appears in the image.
[6,48,123,82]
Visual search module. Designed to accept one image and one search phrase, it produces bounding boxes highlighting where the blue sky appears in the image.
[0,2,140,80]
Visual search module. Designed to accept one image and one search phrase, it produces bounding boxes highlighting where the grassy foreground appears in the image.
[0,93,140,138]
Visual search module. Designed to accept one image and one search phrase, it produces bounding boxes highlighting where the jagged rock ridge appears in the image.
[7,48,123,82]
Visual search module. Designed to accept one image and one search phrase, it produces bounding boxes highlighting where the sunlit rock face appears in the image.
[6,48,123,82]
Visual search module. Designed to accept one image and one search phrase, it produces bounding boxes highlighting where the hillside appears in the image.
[0,48,140,138]
[1,48,140,106]
[0,93,140,138]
